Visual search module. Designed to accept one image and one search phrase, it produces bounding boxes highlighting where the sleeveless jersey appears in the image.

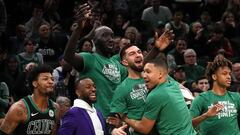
[15,96,56,135]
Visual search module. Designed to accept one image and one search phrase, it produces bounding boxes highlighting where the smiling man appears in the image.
[58,77,127,135]
[123,57,196,135]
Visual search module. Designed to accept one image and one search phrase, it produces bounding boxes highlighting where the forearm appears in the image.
[124,118,149,134]
[192,113,209,127]
[63,27,81,63]
[144,47,159,65]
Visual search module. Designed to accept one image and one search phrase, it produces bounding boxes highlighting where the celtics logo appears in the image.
[49,110,54,117]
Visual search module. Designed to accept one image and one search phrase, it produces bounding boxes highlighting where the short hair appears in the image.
[119,43,135,61]
[74,77,92,91]
[205,57,232,82]
[56,96,71,106]
[183,49,196,57]
[196,76,208,84]
[24,38,36,46]
[28,64,53,91]
[146,54,168,70]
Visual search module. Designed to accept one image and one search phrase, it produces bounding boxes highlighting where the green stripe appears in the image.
[29,96,49,114]
[22,98,30,123]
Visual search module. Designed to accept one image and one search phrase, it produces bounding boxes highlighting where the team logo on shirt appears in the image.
[208,101,237,119]
[102,64,121,83]
[49,110,54,117]
[130,84,148,101]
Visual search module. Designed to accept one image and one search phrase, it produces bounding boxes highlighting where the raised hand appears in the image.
[74,3,91,29]
[154,30,174,51]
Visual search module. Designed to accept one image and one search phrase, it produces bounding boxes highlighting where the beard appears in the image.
[130,64,143,72]
[82,96,97,105]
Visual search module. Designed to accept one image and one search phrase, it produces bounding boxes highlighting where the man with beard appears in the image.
[58,77,128,135]
[0,65,60,135]
[110,44,148,135]
[190,57,240,135]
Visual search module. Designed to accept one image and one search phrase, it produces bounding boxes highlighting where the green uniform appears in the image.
[80,52,127,117]
[144,79,196,135]
[111,54,121,62]
[190,90,240,135]
[111,77,147,135]
[15,96,56,135]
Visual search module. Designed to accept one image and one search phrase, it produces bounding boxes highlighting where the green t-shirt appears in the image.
[111,54,121,62]
[111,77,147,120]
[80,52,127,117]
[190,90,240,135]
[111,77,147,135]
[144,79,196,135]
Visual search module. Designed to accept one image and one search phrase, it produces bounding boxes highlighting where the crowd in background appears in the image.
[1,0,240,134]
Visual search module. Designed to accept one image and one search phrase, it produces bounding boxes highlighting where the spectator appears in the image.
[231,62,240,92]
[168,37,187,65]
[36,24,67,68]
[16,38,43,72]
[192,76,210,97]
[124,26,141,46]
[187,21,208,59]
[8,24,27,55]
[172,65,193,91]
[206,23,233,60]
[183,49,205,83]
[76,37,94,53]
[110,10,130,37]
[165,9,189,40]
[141,0,172,29]
[56,96,71,125]
[25,4,49,39]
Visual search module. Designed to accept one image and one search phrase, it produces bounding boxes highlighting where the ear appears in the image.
[121,59,128,66]
[32,81,37,88]
[212,74,217,81]
[75,90,81,98]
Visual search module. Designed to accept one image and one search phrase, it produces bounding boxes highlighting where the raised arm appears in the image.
[63,3,91,71]
[0,101,27,134]
[144,30,174,64]
[192,103,223,127]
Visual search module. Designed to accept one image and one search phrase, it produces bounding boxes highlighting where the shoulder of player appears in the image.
[7,100,27,121]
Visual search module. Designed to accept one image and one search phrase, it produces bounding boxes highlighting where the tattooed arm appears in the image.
[0,100,27,134]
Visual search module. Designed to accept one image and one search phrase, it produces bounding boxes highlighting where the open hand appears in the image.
[74,3,91,29]
[154,29,174,51]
